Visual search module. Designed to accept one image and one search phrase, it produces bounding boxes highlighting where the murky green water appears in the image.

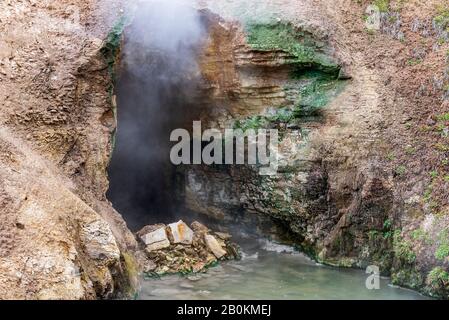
[139,237,429,300]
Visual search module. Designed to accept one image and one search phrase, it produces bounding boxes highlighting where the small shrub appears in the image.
[404,146,416,155]
[426,267,449,292]
[373,0,390,13]
[423,184,433,203]
[383,219,392,230]
[435,243,449,261]
[435,229,449,261]
[393,230,416,264]
[382,219,393,239]
[437,113,449,122]
[430,170,439,179]
[434,143,449,152]
[434,7,449,29]
[395,165,407,176]
[368,230,380,241]
[386,152,396,161]
[234,116,268,131]
[407,58,422,66]
[411,228,433,245]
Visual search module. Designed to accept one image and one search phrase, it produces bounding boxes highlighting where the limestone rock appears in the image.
[140,227,169,246]
[215,232,232,240]
[135,220,239,274]
[139,227,171,252]
[204,234,227,259]
[80,220,120,264]
[168,220,194,245]
[135,251,157,273]
[145,240,170,252]
[142,260,157,273]
[137,224,166,239]
[191,221,210,233]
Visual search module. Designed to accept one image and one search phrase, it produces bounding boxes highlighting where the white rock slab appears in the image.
[146,239,171,252]
[168,220,194,244]
[141,227,169,246]
[204,234,227,259]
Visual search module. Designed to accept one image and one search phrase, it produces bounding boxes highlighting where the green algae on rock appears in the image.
[101,15,130,159]
[245,22,340,73]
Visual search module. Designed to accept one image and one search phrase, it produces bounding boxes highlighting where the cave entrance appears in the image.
[106,2,345,235]
[107,3,209,231]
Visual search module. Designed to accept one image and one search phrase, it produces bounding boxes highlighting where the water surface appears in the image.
[140,238,428,300]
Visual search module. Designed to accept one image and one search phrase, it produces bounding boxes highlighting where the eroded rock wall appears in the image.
[0,0,137,299]
[185,0,449,299]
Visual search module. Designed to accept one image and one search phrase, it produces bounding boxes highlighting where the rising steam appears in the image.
[107,0,206,230]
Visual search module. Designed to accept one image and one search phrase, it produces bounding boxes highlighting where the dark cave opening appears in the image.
[105,3,344,235]
[106,3,208,231]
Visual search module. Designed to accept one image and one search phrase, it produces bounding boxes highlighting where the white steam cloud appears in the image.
[107,0,207,229]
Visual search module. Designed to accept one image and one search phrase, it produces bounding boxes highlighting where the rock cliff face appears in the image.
[0,0,137,299]
[183,0,449,298]
[0,0,448,299]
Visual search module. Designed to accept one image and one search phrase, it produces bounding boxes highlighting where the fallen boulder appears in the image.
[135,220,240,275]
[137,225,170,252]
[168,220,194,245]
[204,234,227,259]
